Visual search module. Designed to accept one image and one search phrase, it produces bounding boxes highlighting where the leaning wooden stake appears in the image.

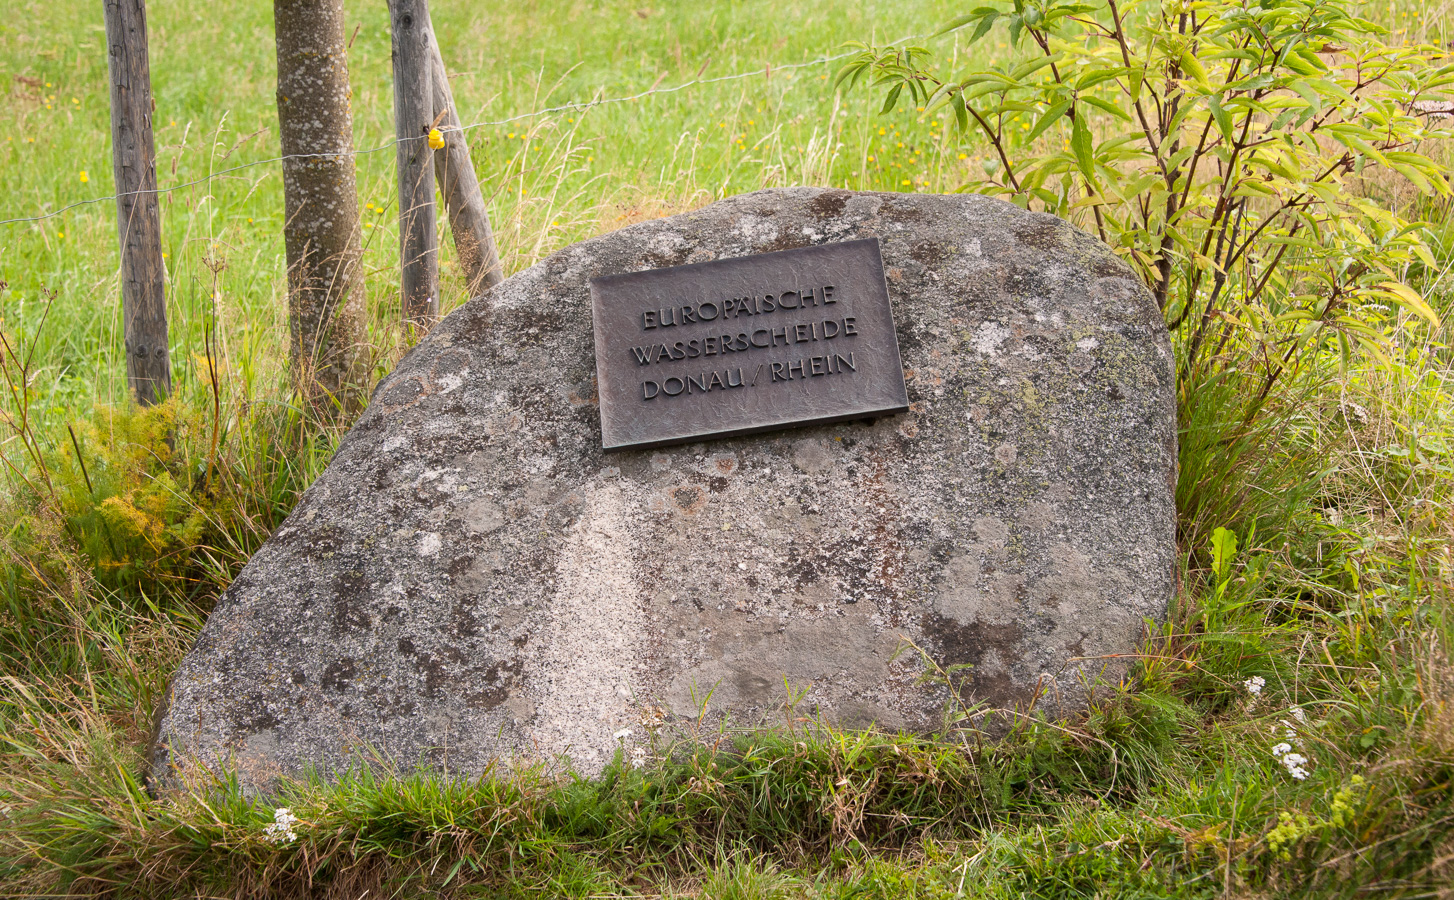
[427,24,503,297]
[103,0,170,404]
[389,0,438,331]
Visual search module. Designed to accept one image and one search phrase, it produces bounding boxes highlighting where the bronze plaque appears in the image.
[590,238,908,451]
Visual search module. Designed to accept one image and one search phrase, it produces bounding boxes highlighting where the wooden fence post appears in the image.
[389,0,438,331]
[103,0,171,404]
[427,21,503,298]
[274,0,368,410]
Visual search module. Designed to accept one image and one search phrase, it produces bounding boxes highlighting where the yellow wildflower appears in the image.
[79,170,88,183]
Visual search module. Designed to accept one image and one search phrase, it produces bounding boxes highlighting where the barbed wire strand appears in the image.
[0,36,922,229]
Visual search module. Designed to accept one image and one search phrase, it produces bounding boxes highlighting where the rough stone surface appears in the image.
[151,188,1177,789]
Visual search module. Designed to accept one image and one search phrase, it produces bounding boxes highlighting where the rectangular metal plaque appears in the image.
[590,237,908,451]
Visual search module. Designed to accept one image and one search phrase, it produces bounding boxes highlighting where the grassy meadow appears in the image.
[1,0,1453,896]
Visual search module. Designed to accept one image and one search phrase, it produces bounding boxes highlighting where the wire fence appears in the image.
[0,37,919,229]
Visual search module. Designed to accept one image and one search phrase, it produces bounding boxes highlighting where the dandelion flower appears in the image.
[79,170,88,183]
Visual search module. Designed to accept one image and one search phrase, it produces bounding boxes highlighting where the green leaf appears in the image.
[1071,106,1094,178]
[1075,67,1129,91]
[1210,526,1238,587]
[1010,54,1062,82]
[1025,99,1074,143]
[1390,162,1433,195]
[1082,96,1132,122]
[971,12,1000,43]
[833,60,868,92]
[1378,281,1442,327]
[1179,48,1212,90]
[1289,80,1324,114]
[1208,93,1233,140]
[938,13,978,34]
[881,83,903,115]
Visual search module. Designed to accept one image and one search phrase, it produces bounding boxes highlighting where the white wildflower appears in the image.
[1271,743,1312,780]
[612,727,633,741]
[1280,751,1311,780]
[629,746,648,769]
[1280,707,1307,741]
[262,807,299,845]
[1244,676,1265,695]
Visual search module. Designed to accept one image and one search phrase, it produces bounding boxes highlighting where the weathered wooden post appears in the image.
[102,0,171,405]
[274,0,368,410]
[389,0,438,331]
[427,22,503,298]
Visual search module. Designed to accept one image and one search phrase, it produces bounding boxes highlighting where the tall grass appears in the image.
[1,0,1452,896]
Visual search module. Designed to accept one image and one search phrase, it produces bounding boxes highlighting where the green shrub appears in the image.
[838,0,1451,550]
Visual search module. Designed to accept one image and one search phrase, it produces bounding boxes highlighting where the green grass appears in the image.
[2,0,1454,896]
[1,0,973,417]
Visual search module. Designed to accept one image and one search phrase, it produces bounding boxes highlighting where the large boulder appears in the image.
[151,188,1176,789]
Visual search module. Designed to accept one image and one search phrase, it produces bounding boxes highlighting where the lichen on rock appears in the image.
[150,188,1176,791]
